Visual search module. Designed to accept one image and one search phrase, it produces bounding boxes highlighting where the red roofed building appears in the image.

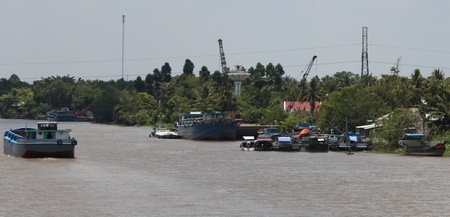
[284,101,321,113]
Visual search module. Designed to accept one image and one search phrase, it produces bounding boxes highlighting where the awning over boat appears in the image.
[278,137,291,142]
[349,136,358,142]
[404,133,424,137]
[257,137,272,141]
[355,123,377,130]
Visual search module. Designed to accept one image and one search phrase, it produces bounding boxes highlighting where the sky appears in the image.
[1,0,450,83]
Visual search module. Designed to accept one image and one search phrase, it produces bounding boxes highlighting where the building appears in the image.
[283,101,321,113]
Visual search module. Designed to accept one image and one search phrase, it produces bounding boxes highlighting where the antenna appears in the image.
[122,15,125,80]
[361,26,369,85]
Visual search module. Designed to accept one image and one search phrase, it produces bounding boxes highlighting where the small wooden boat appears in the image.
[272,136,298,151]
[329,135,371,151]
[301,135,329,152]
[399,133,446,156]
[254,137,273,151]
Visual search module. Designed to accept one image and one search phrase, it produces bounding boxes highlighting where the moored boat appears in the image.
[257,126,281,140]
[329,135,371,151]
[176,112,237,140]
[46,107,77,121]
[254,137,273,151]
[272,136,298,151]
[398,133,446,156]
[150,125,181,139]
[301,135,329,152]
[240,136,255,151]
[3,121,77,158]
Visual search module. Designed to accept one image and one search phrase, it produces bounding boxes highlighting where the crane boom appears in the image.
[286,55,317,112]
[218,39,232,112]
[302,55,317,80]
[218,39,228,73]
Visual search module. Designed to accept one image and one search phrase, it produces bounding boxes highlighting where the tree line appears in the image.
[1,59,449,151]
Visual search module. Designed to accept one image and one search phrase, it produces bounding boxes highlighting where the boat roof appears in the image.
[37,121,58,124]
[243,136,255,140]
[349,136,358,142]
[278,137,291,142]
[405,133,424,137]
[257,137,272,142]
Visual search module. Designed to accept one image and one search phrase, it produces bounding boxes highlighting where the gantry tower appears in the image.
[361,26,369,85]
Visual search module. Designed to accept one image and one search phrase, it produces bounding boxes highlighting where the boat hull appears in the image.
[404,146,445,156]
[177,123,236,140]
[3,139,76,158]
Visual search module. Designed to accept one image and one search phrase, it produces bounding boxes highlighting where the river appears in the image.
[1,119,450,217]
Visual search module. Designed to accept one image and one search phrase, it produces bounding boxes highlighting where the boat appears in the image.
[46,107,77,121]
[257,126,281,140]
[176,112,237,140]
[239,136,255,151]
[3,121,77,158]
[150,125,181,139]
[254,137,273,151]
[272,136,299,151]
[398,133,446,156]
[300,135,329,152]
[329,135,371,151]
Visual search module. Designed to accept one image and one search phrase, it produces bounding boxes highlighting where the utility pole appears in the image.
[122,15,125,80]
[361,26,369,85]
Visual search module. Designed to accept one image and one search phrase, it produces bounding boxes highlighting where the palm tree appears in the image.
[302,76,322,122]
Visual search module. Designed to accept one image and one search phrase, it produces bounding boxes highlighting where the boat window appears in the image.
[38,123,57,130]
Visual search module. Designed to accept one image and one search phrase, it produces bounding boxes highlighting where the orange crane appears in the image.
[286,55,317,112]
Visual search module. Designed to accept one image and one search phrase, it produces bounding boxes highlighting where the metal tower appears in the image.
[361,26,369,85]
[122,15,125,80]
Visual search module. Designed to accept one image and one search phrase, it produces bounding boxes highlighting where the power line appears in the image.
[0,44,359,66]
[370,44,450,54]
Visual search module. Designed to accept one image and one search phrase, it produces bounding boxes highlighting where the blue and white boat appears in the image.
[3,121,77,158]
[176,112,237,140]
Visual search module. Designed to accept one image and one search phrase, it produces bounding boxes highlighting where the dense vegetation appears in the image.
[1,59,450,152]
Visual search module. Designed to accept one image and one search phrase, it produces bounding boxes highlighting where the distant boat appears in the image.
[329,135,371,152]
[3,121,77,158]
[300,135,329,152]
[176,112,237,140]
[256,126,281,140]
[239,136,255,151]
[399,133,446,156]
[46,107,77,121]
[272,136,298,151]
[254,137,273,151]
[149,125,181,139]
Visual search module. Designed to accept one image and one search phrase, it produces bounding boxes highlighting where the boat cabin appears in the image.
[31,121,72,140]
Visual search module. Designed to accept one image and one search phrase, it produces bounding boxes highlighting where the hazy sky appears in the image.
[1,0,449,83]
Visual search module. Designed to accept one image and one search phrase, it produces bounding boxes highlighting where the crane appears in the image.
[218,39,228,74]
[286,55,317,112]
[218,39,232,112]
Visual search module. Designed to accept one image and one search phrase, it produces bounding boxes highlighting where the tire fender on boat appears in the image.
[71,140,77,145]
[57,140,63,145]
[211,121,216,125]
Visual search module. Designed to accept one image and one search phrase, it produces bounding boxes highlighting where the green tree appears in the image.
[316,86,389,133]
[182,59,195,76]
[374,108,420,151]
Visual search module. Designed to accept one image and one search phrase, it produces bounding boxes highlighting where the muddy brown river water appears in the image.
[1,119,450,216]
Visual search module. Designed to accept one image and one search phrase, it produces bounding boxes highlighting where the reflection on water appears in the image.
[1,119,450,216]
